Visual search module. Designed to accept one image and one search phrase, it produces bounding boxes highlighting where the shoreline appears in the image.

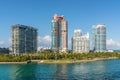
[38,57,118,64]
[0,62,27,64]
[0,57,118,64]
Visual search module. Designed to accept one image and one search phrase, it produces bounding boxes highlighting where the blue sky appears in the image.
[0,0,120,50]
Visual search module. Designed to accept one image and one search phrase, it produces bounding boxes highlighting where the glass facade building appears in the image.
[72,30,89,53]
[12,24,37,54]
[92,24,106,52]
[51,14,68,52]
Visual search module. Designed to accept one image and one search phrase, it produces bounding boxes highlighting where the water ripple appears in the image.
[0,59,120,80]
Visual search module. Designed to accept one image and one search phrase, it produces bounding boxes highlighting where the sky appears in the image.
[0,0,120,50]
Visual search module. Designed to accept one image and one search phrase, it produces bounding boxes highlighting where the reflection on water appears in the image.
[10,63,38,80]
[0,59,120,80]
[54,64,68,79]
[71,61,106,79]
[56,64,67,75]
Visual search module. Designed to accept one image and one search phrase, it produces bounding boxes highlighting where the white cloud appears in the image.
[38,35,51,49]
[0,39,11,48]
[0,41,5,45]
[68,40,71,49]
[43,35,51,42]
[9,38,12,44]
[107,39,120,50]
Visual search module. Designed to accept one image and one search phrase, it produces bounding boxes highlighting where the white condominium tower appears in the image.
[92,24,106,52]
[72,30,89,53]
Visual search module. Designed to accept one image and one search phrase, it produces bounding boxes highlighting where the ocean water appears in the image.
[0,59,120,80]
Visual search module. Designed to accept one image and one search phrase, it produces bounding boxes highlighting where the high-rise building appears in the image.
[12,24,37,54]
[72,30,89,53]
[92,24,106,52]
[51,14,68,52]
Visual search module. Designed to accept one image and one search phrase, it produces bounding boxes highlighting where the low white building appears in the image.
[72,30,90,53]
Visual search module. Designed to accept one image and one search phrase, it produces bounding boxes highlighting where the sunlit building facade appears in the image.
[72,30,89,53]
[51,14,68,52]
[92,24,106,52]
[12,24,37,54]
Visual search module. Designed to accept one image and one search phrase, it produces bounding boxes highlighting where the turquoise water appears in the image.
[0,59,120,80]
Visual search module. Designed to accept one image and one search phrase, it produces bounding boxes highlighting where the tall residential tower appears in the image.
[72,30,89,53]
[12,24,37,54]
[92,24,106,52]
[51,14,68,52]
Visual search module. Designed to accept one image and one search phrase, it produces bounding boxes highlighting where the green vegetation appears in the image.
[0,52,120,62]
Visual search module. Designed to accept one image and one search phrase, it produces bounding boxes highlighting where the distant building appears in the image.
[37,47,51,52]
[0,48,9,54]
[113,50,120,52]
[51,14,68,52]
[92,24,106,52]
[12,24,37,54]
[72,30,89,53]
[106,50,114,52]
